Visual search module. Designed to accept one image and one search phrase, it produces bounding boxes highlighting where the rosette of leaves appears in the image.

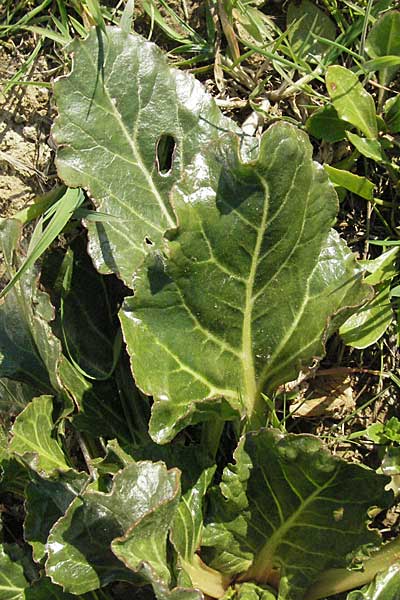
[0,23,395,600]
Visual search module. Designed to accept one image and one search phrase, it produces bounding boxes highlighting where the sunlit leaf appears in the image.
[202,430,391,600]
[326,66,378,138]
[120,123,370,443]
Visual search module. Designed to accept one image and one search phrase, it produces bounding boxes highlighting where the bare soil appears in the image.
[0,41,55,218]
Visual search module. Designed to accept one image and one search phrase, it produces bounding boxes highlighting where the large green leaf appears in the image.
[201,429,391,600]
[365,11,400,87]
[0,546,27,600]
[46,462,180,594]
[326,66,378,139]
[120,122,370,443]
[9,396,71,476]
[53,27,234,286]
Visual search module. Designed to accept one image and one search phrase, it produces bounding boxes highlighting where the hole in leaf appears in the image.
[145,237,153,246]
[156,134,176,175]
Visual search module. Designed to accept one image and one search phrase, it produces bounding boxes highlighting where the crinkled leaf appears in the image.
[223,582,276,600]
[111,477,179,586]
[326,66,378,138]
[53,27,235,286]
[120,122,370,443]
[365,11,400,86]
[0,546,27,600]
[324,165,374,200]
[9,396,70,476]
[24,470,89,562]
[202,429,391,600]
[46,462,180,594]
[306,105,349,143]
[287,0,336,61]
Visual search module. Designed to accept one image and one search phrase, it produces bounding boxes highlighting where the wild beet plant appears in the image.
[1,22,400,600]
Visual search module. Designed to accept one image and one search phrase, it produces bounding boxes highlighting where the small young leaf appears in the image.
[9,396,71,476]
[324,165,374,200]
[326,66,378,138]
[346,132,386,162]
[171,466,216,565]
[0,188,83,301]
[363,247,399,285]
[365,11,400,86]
[339,283,393,349]
[306,105,349,143]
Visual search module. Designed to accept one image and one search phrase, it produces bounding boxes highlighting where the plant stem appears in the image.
[305,536,400,600]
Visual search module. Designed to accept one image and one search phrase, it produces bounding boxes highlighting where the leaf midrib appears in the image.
[241,177,269,417]
[81,41,176,230]
[246,467,338,582]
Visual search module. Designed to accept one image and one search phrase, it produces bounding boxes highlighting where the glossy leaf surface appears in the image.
[9,396,70,476]
[347,566,400,600]
[24,470,88,561]
[202,430,390,600]
[121,123,370,442]
[346,133,386,163]
[54,27,234,285]
[46,462,180,594]
[324,165,374,200]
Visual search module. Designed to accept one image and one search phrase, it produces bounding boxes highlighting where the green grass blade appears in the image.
[0,188,84,300]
